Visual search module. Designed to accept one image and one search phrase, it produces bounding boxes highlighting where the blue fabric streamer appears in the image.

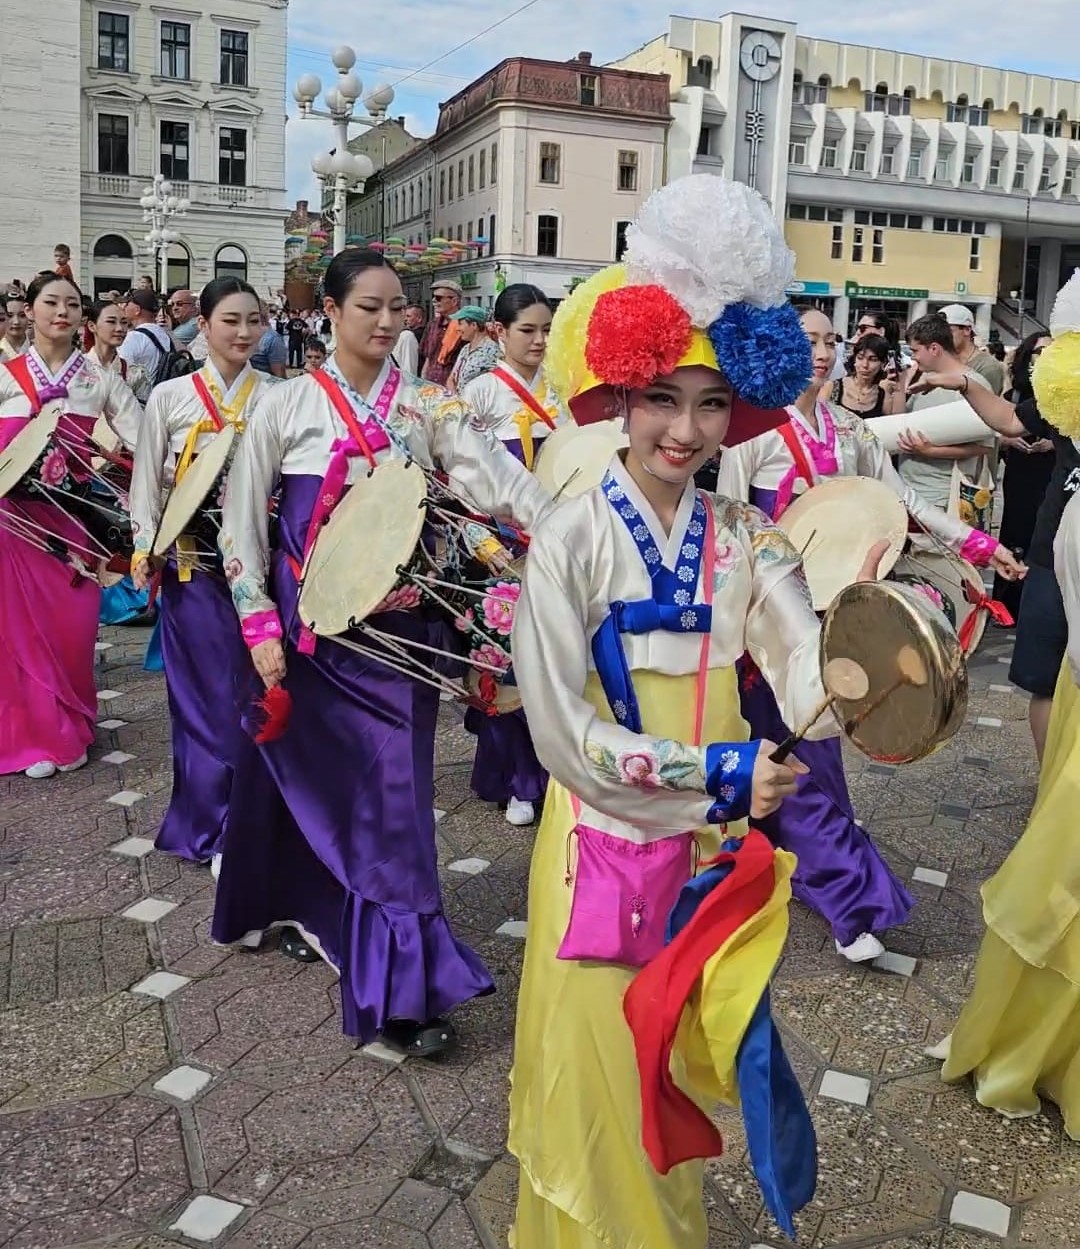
[665,841,817,1239]
[99,576,151,625]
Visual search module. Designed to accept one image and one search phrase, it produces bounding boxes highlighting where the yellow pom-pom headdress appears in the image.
[1033,270,1080,438]
[544,175,812,447]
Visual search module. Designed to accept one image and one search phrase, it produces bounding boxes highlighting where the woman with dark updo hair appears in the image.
[128,275,278,871]
[0,272,142,779]
[213,249,553,1057]
[459,283,568,825]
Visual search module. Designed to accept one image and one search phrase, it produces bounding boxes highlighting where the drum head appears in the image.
[534,420,627,500]
[91,416,121,456]
[821,580,968,764]
[299,459,427,636]
[777,477,908,611]
[464,667,522,714]
[0,404,62,500]
[892,547,986,654]
[153,425,236,555]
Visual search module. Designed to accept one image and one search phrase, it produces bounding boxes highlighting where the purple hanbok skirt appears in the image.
[211,474,494,1041]
[461,435,548,805]
[464,705,547,804]
[737,483,913,945]
[155,564,248,863]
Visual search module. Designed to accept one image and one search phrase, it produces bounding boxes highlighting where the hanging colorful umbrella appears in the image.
[429,236,450,247]
[346,233,367,245]
[368,241,388,251]
[470,236,489,247]
[385,236,406,246]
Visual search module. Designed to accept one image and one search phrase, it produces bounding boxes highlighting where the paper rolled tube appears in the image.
[865,399,996,454]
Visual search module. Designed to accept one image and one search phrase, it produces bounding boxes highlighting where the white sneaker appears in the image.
[210,853,222,882]
[58,752,88,773]
[505,797,535,827]
[24,760,57,780]
[835,932,885,963]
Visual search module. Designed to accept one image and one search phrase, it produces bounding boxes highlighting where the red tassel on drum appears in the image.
[252,684,293,743]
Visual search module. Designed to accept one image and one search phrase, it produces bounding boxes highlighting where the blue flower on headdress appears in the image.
[707,302,812,410]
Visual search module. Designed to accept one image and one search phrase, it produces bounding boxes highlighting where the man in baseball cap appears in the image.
[420,279,464,384]
[938,304,1005,394]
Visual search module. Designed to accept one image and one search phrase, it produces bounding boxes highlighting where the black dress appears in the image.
[993,388,1055,617]
[831,378,887,419]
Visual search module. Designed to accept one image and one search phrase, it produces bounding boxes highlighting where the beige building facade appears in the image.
[613,13,1080,340]
[80,0,288,297]
[347,54,670,306]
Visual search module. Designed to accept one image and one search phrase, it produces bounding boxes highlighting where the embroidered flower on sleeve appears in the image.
[681,543,699,559]
[644,549,661,565]
[223,558,243,583]
[612,699,629,722]
[616,750,662,789]
[677,565,694,582]
[720,749,740,774]
[717,783,737,804]
[687,519,703,538]
[680,610,698,629]
[673,589,691,606]
[632,524,648,541]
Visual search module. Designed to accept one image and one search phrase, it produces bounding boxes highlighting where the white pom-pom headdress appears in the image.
[624,175,796,324]
[1049,269,1080,338]
[545,175,810,440]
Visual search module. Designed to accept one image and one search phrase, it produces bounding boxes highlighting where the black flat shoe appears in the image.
[279,925,321,963]
[381,1017,458,1058]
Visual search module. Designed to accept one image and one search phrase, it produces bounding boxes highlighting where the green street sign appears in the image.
[845,281,929,300]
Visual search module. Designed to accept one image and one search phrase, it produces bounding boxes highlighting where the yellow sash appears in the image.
[174,369,257,581]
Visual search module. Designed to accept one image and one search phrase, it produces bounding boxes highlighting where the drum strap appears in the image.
[493,366,556,472]
[4,355,41,414]
[310,369,385,471]
[777,422,817,502]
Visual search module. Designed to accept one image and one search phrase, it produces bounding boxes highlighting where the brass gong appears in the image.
[820,580,968,764]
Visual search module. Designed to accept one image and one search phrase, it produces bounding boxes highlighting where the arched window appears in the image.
[165,241,191,291]
[214,244,247,281]
[688,54,713,88]
[94,233,133,259]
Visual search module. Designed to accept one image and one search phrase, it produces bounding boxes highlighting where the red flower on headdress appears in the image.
[585,286,693,390]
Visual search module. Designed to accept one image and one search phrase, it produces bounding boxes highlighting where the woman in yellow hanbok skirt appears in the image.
[508,176,865,1247]
[942,487,1080,1135]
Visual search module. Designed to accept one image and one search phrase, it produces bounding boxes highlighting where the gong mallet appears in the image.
[840,644,928,737]
[769,658,870,764]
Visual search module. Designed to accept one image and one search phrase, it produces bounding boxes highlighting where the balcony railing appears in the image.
[81,173,274,208]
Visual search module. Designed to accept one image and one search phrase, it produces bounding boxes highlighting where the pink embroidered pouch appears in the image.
[557,824,695,968]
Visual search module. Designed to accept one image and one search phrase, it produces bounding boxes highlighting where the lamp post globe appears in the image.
[331,45,356,71]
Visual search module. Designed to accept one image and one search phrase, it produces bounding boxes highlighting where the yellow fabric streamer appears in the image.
[678,850,795,1108]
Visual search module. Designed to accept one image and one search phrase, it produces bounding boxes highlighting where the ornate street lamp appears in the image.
[139,175,190,293]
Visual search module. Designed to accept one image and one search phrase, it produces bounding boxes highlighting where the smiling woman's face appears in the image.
[625,365,733,487]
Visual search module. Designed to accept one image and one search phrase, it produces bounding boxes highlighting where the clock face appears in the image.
[740,31,782,82]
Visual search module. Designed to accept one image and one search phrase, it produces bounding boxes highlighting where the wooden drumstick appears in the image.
[770,659,870,763]
[841,645,928,735]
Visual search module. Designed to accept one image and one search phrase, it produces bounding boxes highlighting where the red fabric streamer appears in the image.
[251,684,293,743]
[958,590,1013,651]
[585,286,692,390]
[622,829,777,1174]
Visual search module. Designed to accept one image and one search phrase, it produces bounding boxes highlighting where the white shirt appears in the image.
[393,330,419,376]
[118,322,173,399]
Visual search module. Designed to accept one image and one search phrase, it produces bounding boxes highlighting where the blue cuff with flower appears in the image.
[704,740,759,824]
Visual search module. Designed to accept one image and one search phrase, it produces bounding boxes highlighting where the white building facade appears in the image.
[0,0,84,284]
[612,13,1080,340]
[80,0,288,297]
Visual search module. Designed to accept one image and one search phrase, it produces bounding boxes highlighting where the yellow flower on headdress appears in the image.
[1033,332,1080,438]
[546,265,626,406]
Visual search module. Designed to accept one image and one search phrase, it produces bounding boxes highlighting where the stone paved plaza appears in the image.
[1,621,1079,1249]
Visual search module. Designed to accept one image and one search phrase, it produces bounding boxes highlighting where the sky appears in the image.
[285,0,1080,204]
